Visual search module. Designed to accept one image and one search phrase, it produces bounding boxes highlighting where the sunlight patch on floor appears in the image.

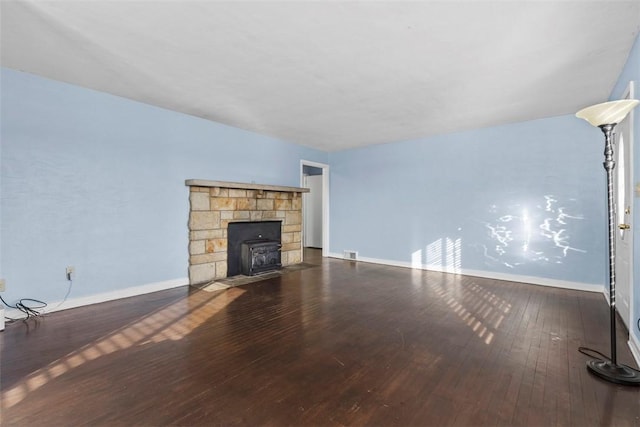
[429,279,511,346]
[3,288,245,409]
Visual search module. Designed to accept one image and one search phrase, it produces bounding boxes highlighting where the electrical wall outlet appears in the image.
[0,279,5,292]
[66,266,75,281]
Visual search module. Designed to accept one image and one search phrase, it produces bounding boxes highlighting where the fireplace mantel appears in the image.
[185,179,308,285]
[185,179,309,193]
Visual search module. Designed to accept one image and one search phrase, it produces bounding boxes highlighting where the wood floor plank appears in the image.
[2,249,639,426]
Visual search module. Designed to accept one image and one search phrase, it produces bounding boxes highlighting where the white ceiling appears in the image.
[1,1,639,151]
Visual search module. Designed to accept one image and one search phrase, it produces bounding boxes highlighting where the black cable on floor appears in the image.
[0,294,47,322]
[1,279,73,323]
[578,346,640,373]
[578,346,609,361]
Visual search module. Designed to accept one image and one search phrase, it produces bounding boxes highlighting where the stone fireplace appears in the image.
[185,179,309,285]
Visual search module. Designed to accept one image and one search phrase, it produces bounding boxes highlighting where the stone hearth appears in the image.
[185,179,309,285]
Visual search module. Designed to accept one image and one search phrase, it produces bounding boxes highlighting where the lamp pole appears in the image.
[599,123,617,366]
[576,99,640,386]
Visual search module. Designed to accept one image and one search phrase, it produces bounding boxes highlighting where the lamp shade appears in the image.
[576,99,639,127]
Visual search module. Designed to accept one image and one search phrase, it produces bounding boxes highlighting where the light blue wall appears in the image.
[610,32,640,345]
[329,115,607,285]
[0,68,327,305]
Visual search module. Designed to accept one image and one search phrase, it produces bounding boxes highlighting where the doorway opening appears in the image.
[300,160,329,259]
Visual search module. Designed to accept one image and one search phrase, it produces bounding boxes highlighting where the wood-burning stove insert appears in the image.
[241,239,282,276]
[227,221,282,277]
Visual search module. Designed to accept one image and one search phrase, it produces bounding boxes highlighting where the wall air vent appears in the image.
[343,250,358,261]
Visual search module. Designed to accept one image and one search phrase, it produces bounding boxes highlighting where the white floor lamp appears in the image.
[576,99,640,386]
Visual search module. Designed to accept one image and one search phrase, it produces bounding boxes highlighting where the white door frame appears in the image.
[617,81,635,333]
[300,160,330,257]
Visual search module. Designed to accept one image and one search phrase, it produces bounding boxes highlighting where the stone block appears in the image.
[189,211,220,230]
[190,252,226,265]
[211,197,237,211]
[282,232,294,243]
[282,242,300,251]
[189,240,205,255]
[266,192,277,199]
[189,262,216,285]
[236,198,257,210]
[210,188,228,197]
[257,199,274,211]
[293,232,301,243]
[250,211,263,221]
[262,211,277,219]
[220,210,234,220]
[190,192,210,211]
[229,189,247,198]
[215,261,227,278]
[292,198,302,210]
[246,190,256,198]
[208,238,227,252]
[289,249,302,264]
[276,192,290,200]
[234,210,250,220]
[190,229,225,240]
[274,199,292,210]
[283,224,301,233]
[285,211,302,225]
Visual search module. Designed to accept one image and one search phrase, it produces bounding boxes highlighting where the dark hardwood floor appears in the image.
[2,249,639,426]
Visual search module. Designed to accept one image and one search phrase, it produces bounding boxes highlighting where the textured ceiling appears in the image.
[1,1,639,151]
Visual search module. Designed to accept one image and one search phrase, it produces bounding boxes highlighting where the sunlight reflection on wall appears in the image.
[412,237,462,273]
[410,194,587,274]
[480,194,586,269]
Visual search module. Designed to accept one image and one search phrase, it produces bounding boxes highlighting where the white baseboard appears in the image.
[5,277,188,319]
[328,252,603,293]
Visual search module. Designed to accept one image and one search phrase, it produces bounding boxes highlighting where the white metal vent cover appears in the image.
[343,250,358,261]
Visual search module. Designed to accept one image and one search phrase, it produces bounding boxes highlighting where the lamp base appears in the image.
[586,359,640,386]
